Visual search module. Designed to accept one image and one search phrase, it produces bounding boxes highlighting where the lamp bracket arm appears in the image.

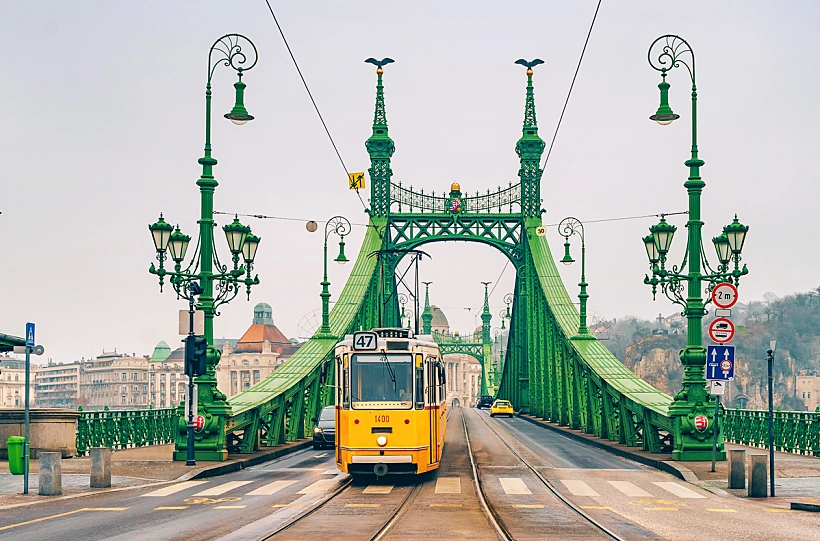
[648,34,696,85]
[207,34,259,83]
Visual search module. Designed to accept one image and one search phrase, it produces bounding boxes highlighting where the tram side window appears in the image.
[342,355,350,409]
[415,356,425,410]
[437,361,446,402]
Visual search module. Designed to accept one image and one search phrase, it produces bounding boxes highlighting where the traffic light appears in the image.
[184,336,209,378]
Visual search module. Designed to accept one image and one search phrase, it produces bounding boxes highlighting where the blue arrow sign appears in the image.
[706,345,735,381]
[25,322,35,348]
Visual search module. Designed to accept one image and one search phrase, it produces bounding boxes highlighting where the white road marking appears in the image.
[322,468,341,475]
[246,480,298,496]
[499,478,532,495]
[363,485,393,494]
[297,479,338,494]
[607,481,652,497]
[193,481,253,496]
[141,481,208,497]
[434,477,461,494]
[652,482,706,499]
[314,453,329,458]
[559,480,600,497]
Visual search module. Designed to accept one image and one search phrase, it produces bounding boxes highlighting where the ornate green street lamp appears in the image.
[311,216,351,338]
[147,34,261,462]
[558,217,594,340]
[644,35,749,461]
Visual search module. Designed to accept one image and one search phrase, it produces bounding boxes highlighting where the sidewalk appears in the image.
[0,439,312,508]
[517,414,820,508]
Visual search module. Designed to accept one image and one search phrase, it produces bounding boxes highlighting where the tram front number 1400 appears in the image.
[352,331,378,350]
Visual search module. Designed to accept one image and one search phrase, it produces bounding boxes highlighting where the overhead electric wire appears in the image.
[262,0,369,213]
[541,0,603,171]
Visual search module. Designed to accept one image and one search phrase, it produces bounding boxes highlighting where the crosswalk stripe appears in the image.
[141,481,207,497]
[346,503,381,508]
[607,481,652,497]
[435,477,461,494]
[499,478,532,495]
[652,482,706,499]
[323,468,341,475]
[363,485,393,494]
[512,504,543,508]
[560,480,599,497]
[193,481,253,496]
[246,480,298,496]
[314,453,329,458]
[298,479,338,494]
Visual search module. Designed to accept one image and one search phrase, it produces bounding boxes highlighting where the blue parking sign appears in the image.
[706,345,735,380]
[25,322,35,347]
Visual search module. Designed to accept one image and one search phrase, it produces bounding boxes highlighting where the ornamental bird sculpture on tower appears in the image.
[365,57,395,73]
[514,58,544,70]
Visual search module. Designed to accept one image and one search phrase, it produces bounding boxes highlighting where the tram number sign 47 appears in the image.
[352,331,378,351]
[712,282,739,309]
[708,317,735,344]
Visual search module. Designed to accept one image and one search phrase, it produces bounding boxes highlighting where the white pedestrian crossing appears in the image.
[322,468,341,475]
[434,477,461,494]
[193,480,253,497]
[363,485,393,494]
[559,480,599,497]
[499,477,531,495]
[246,480,298,496]
[141,481,208,497]
[298,479,338,494]
[653,482,706,499]
[607,481,653,497]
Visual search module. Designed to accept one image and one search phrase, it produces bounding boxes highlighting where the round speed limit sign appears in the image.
[712,282,738,309]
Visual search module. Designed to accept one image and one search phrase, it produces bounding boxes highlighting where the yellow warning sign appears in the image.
[348,172,366,190]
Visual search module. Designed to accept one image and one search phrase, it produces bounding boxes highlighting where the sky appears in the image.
[2,1,818,363]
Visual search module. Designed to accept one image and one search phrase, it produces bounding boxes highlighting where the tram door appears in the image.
[427,357,439,465]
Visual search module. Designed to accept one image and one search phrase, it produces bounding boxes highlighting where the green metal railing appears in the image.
[76,406,179,456]
[723,407,820,457]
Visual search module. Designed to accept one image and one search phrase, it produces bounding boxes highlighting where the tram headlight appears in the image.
[313,426,322,434]
[376,435,388,447]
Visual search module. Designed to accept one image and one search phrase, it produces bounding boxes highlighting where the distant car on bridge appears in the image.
[475,395,494,409]
[312,405,336,450]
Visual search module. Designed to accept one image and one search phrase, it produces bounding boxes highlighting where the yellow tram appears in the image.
[334,328,446,477]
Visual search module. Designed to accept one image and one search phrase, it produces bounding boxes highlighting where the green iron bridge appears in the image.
[175,59,716,462]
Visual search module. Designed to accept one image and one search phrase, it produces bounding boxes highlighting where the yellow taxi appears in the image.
[490,399,514,417]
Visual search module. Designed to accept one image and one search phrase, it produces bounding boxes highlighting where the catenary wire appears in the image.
[262,0,369,213]
[541,0,603,171]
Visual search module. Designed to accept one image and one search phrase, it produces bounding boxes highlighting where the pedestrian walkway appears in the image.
[0,473,150,494]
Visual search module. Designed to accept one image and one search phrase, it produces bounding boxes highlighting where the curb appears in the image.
[0,440,312,510]
[791,502,820,512]
[515,414,693,482]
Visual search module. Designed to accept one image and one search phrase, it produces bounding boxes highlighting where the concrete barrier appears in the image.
[728,449,746,489]
[748,454,768,497]
[90,447,111,488]
[38,452,62,496]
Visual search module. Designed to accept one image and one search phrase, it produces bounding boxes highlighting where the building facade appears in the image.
[35,362,81,409]
[795,372,820,411]
[216,303,301,398]
[79,351,152,409]
[0,357,37,408]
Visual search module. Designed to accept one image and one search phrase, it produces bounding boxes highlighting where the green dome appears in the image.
[149,340,172,363]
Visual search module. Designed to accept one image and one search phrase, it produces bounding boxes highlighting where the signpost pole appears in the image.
[186,292,196,467]
[23,345,30,495]
[767,343,776,497]
[711,394,721,472]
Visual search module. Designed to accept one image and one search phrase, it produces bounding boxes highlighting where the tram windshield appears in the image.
[350,353,413,409]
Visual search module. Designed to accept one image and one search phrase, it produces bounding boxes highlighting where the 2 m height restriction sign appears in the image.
[712,282,738,309]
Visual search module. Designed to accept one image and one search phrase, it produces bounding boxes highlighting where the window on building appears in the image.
[122,385,127,392]
[253,370,260,383]
[121,372,127,381]
[131,373,138,380]
[244,382,250,390]
[160,374,166,383]
[242,360,249,367]
[121,395,126,404]
[253,359,259,366]
[150,374,155,383]
[133,386,138,392]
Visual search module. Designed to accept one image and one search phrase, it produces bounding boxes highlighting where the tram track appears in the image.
[258,476,353,540]
[466,408,627,541]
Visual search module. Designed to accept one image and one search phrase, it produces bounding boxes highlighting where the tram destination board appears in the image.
[352,331,378,350]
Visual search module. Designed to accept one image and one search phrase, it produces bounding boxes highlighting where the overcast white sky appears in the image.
[2,1,817,363]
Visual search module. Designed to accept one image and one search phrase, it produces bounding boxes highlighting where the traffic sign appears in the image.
[348,172,366,190]
[708,318,735,343]
[707,345,735,380]
[25,323,35,348]
[694,415,709,432]
[709,380,727,395]
[535,226,546,236]
[712,282,738,309]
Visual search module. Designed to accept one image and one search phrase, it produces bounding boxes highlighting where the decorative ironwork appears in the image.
[208,34,258,82]
[723,407,819,457]
[391,182,521,214]
[76,406,179,456]
[648,34,695,84]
